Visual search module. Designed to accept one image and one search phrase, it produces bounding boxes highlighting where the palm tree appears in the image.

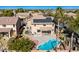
[55,7,64,20]
[55,7,65,37]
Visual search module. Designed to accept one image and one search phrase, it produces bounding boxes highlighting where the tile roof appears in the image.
[0,17,18,25]
[40,27,52,30]
[32,14,46,19]
[16,13,29,18]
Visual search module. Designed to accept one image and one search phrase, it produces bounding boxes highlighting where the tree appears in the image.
[2,9,14,16]
[32,9,39,13]
[15,8,25,13]
[68,15,79,33]
[39,10,45,13]
[55,7,65,22]
[54,7,65,36]
[8,37,36,52]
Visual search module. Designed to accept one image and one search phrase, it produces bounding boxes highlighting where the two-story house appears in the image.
[0,17,21,37]
[30,17,55,35]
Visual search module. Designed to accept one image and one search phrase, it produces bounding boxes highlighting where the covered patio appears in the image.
[40,27,52,35]
[0,28,11,38]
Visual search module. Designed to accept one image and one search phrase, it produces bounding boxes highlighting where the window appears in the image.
[27,27,29,29]
[13,24,15,27]
[43,24,46,26]
[52,24,54,26]
[34,24,36,26]
[37,30,40,32]
[2,24,6,27]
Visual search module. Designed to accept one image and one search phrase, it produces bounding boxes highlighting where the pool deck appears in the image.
[30,34,58,45]
[25,34,57,44]
[24,34,70,52]
[25,34,65,52]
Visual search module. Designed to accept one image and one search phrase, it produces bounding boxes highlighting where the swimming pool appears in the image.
[37,38,60,51]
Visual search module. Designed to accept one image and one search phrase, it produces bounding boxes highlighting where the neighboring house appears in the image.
[64,12,77,19]
[16,12,33,19]
[16,13,33,26]
[0,17,21,37]
[16,13,29,19]
[30,17,55,35]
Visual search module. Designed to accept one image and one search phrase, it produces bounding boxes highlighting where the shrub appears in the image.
[8,37,35,52]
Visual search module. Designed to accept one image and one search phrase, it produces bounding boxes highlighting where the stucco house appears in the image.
[0,17,21,37]
[30,17,55,35]
[16,13,29,19]
[64,12,77,19]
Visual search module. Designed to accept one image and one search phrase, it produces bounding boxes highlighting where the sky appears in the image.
[0,6,79,9]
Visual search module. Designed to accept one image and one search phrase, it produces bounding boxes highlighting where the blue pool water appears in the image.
[37,38,60,51]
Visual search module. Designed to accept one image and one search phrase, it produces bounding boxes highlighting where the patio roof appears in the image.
[0,28,11,33]
[40,27,52,31]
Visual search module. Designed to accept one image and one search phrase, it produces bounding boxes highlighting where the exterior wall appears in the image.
[0,25,16,30]
[30,24,55,35]
[0,24,17,37]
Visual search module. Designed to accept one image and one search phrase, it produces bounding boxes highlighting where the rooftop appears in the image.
[64,12,76,16]
[0,17,18,25]
[16,13,29,18]
[40,27,52,31]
